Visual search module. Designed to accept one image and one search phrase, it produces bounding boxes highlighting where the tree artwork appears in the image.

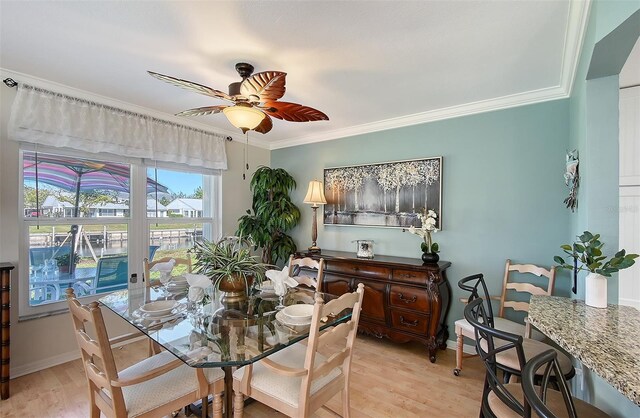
[323,157,442,228]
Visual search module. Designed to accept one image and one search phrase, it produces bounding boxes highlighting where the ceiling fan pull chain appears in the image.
[242,131,247,180]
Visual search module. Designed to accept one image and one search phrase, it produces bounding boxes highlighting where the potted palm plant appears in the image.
[237,166,300,264]
[192,235,269,304]
[554,231,638,308]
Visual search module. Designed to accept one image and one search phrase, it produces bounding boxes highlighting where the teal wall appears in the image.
[568,1,640,416]
[273,98,572,336]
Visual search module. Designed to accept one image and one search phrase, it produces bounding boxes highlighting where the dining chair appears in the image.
[65,288,225,418]
[232,283,365,418]
[521,349,610,418]
[458,275,573,383]
[143,256,192,288]
[287,254,325,290]
[464,298,577,418]
[454,260,556,376]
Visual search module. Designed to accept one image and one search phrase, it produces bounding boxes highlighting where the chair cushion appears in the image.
[233,343,343,409]
[487,383,610,418]
[480,338,573,376]
[115,351,224,417]
[455,317,545,341]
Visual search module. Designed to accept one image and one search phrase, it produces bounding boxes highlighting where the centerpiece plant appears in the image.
[554,231,638,308]
[404,209,440,263]
[192,235,269,303]
[237,166,300,264]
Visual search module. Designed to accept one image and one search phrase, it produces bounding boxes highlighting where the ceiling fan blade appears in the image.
[261,101,329,122]
[253,114,273,134]
[240,71,286,102]
[148,71,234,102]
[176,105,227,117]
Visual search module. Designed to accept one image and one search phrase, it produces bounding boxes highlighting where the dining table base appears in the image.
[186,366,239,418]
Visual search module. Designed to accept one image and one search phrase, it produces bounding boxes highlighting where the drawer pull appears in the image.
[352,266,360,272]
[397,293,417,304]
[398,273,415,278]
[399,316,419,327]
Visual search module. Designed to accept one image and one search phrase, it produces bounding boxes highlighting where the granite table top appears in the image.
[528,295,640,406]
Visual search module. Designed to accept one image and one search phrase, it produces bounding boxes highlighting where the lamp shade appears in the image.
[303,180,327,206]
[222,104,265,132]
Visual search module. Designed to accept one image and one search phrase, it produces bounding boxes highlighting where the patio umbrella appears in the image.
[23,151,169,269]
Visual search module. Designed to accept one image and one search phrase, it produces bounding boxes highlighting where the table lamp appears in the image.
[303,180,327,253]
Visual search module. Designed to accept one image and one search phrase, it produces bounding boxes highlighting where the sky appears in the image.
[147,168,202,196]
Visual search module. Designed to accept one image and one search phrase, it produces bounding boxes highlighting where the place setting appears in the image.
[132,299,188,329]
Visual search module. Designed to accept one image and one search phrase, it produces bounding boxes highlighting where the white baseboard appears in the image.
[618,298,640,310]
[11,350,81,379]
[445,338,477,355]
[10,334,146,379]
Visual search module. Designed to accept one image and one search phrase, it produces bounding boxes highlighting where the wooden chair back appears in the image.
[499,259,556,318]
[66,288,126,417]
[237,283,364,417]
[287,255,325,290]
[143,256,192,288]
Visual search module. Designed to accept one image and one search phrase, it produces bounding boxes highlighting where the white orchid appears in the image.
[404,209,439,254]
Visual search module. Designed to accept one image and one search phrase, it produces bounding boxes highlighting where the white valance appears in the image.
[8,84,228,170]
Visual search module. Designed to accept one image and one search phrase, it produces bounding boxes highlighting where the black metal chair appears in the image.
[465,297,526,417]
[458,274,575,384]
[521,350,610,418]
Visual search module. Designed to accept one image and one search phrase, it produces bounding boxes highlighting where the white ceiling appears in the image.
[0,1,588,149]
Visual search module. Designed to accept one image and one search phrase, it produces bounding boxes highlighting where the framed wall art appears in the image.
[323,156,442,229]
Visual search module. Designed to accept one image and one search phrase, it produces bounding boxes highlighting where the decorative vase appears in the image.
[422,252,439,264]
[217,274,251,305]
[585,272,607,308]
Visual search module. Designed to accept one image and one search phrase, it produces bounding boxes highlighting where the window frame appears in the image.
[18,147,221,319]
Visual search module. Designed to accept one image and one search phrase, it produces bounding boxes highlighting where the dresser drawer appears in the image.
[389,310,430,335]
[327,261,390,279]
[392,269,429,285]
[389,285,430,312]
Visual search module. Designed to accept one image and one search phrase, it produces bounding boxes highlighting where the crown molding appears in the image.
[269,85,567,150]
[0,68,272,150]
[269,1,591,151]
[561,0,592,96]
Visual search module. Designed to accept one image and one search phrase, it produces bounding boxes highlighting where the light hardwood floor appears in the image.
[0,335,484,418]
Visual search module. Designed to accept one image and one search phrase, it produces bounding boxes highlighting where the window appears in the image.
[20,149,220,318]
[147,167,215,264]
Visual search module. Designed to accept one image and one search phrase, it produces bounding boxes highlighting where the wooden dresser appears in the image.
[1,263,15,400]
[299,251,451,363]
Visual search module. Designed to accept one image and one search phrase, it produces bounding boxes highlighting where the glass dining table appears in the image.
[99,285,352,418]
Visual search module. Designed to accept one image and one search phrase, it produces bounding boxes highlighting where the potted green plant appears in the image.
[237,166,300,264]
[54,251,80,273]
[192,235,269,304]
[554,231,638,308]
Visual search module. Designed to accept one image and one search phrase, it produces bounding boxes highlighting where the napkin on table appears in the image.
[265,266,298,296]
[185,273,213,302]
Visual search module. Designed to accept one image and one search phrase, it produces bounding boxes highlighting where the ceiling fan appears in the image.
[148,63,329,134]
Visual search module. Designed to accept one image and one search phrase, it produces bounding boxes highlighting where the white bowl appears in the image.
[139,300,178,317]
[276,311,312,332]
[281,304,314,324]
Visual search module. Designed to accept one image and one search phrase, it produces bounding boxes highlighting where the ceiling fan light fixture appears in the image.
[222,104,265,133]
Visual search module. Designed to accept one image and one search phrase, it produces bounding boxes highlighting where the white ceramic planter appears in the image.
[585,272,608,308]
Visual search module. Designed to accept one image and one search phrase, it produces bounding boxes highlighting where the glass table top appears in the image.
[99,286,351,368]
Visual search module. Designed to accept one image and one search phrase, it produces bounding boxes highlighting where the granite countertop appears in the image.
[528,295,640,406]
